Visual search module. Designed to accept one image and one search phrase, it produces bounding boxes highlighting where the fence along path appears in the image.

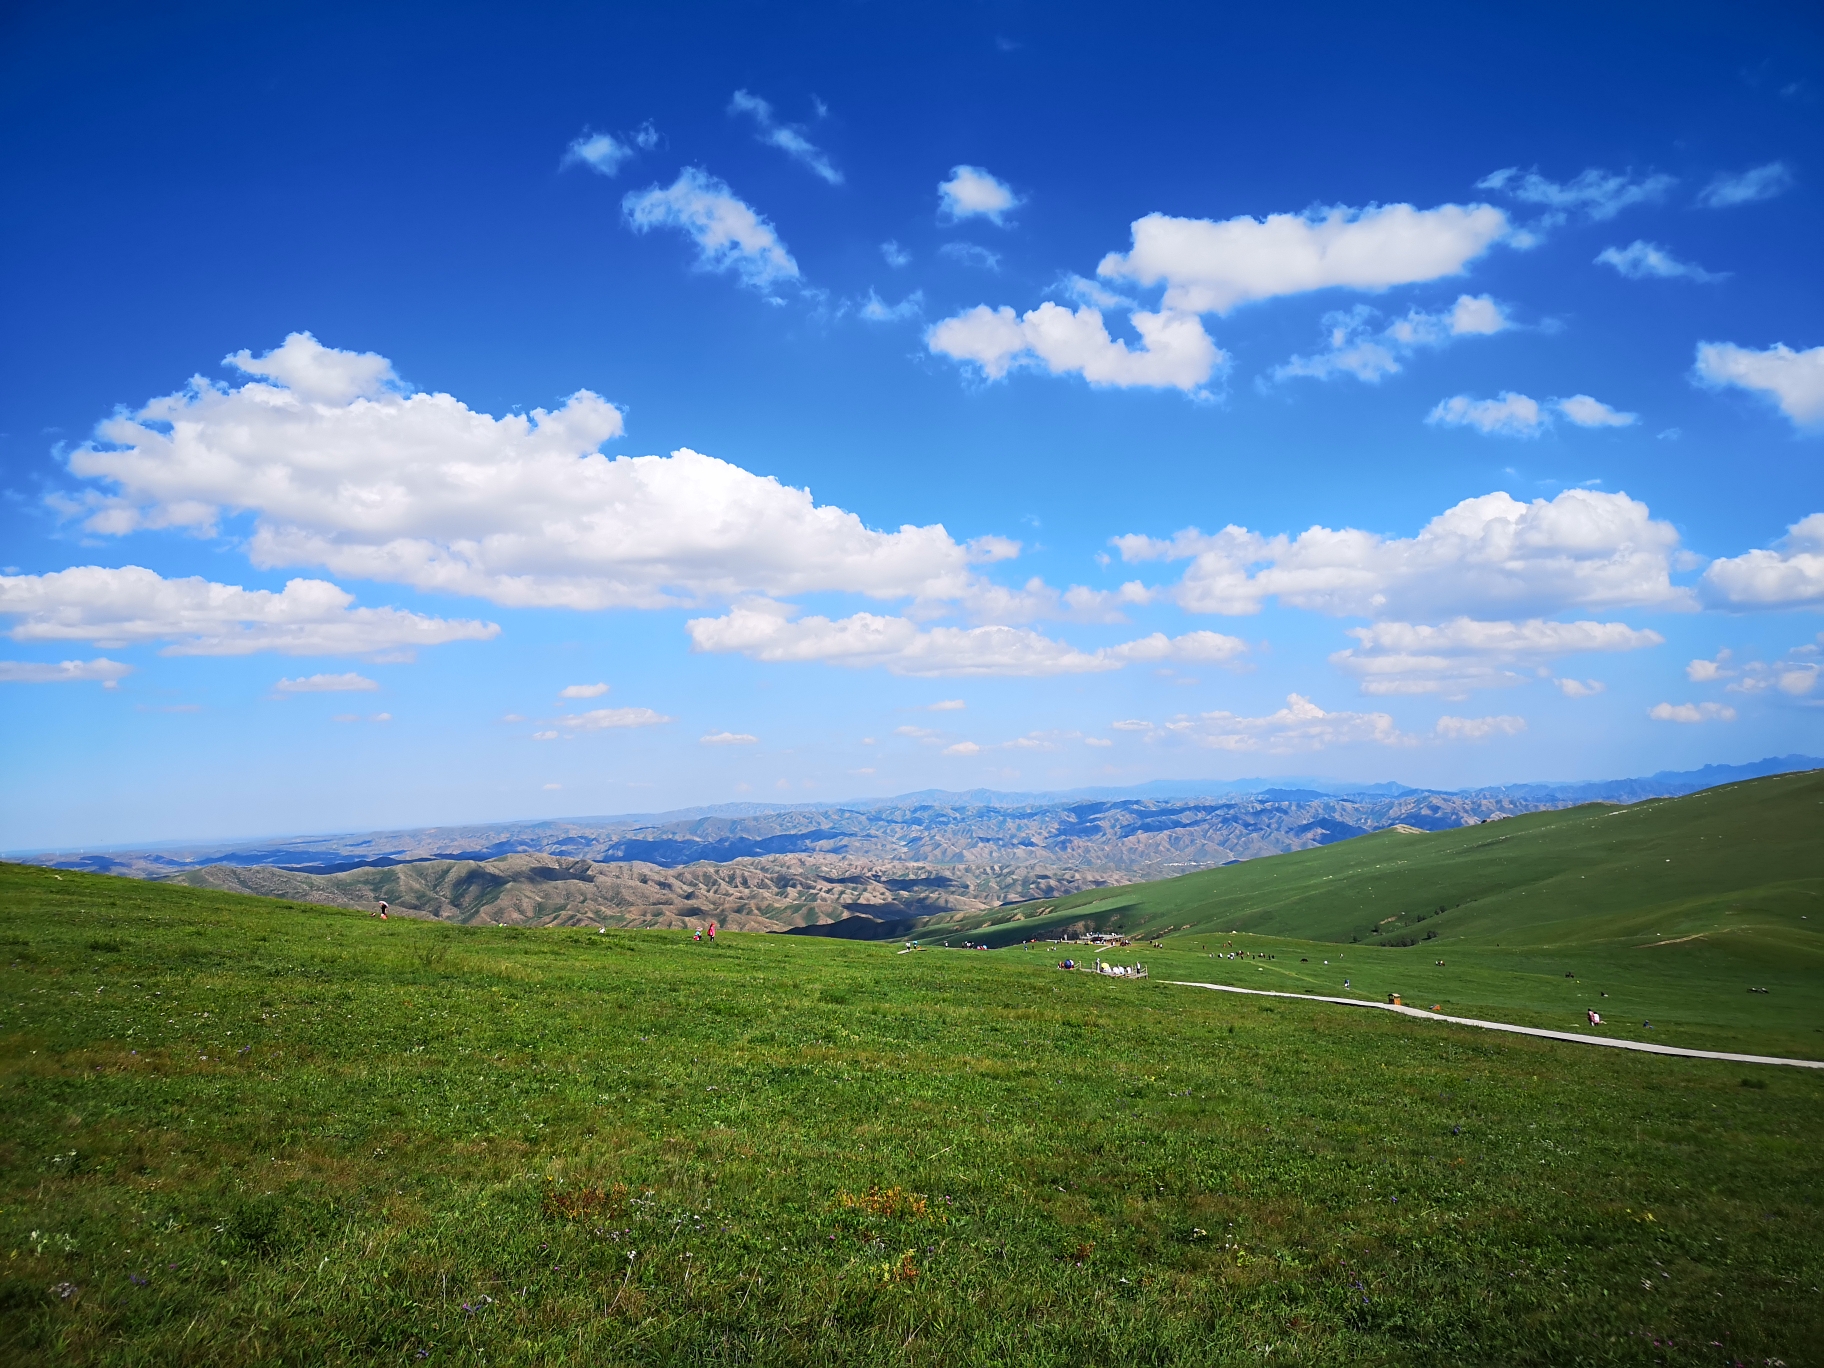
[1166,980,1824,1070]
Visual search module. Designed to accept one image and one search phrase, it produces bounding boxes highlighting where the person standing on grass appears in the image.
[708,922,717,943]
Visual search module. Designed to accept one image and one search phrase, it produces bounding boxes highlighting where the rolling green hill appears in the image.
[903,771,1824,1060]
[946,770,1824,959]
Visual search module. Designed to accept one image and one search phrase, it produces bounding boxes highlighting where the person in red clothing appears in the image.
[707,922,717,942]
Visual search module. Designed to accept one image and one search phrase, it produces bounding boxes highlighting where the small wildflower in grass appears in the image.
[877,1251,918,1284]
[839,1186,932,1221]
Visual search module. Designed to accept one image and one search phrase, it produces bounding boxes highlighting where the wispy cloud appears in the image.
[859,289,923,322]
[562,124,655,179]
[1434,714,1526,740]
[1477,165,1675,221]
[1595,241,1726,282]
[1426,392,1637,436]
[0,657,131,687]
[560,707,674,731]
[564,131,635,178]
[1697,161,1794,208]
[938,242,1001,271]
[624,169,800,292]
[687,602,1246,677]
[729,90,841,184]
[1272,294,1512,384]
[1331,617,1660,697]
[274,672,377,693]
[1426,392,1547,437]
[1555,394,1638,428]
[1649,701,1736,723]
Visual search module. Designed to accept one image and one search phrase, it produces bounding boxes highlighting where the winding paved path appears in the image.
[1167,980,1824,1070]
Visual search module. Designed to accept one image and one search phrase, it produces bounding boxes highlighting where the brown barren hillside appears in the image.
[171,852,1120,930]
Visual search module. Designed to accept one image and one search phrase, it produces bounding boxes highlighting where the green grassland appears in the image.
[2,848,1823,1366]
[933,772,1824,1060]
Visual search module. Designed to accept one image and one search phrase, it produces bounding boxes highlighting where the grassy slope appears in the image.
[926,772,1824,1059]
[2,864,1822,1366]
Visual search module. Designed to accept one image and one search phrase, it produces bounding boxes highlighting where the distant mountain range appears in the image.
[13,756,1816,931]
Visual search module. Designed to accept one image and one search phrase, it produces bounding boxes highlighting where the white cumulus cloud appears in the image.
[1554,677,1605,697]
[274,672,377,693]
[939,166,1021,223]
[1112,489,1692,621]
[1649,701,1736,723]
[1595,241,1726,282]
[0,565,497,656]
[559,683,609,698]
[1330,618,1662,696]
[700,731,759,745]
[1687,651,1734,682]
[927,303,1223,392]
[1477,166,1675,221]
[60,334,1008,612]
[1693,342,1824,431]
[623,168,800,292]
[0,657,132,686]
[1697,162,1794,208]
[1702,514,1824,607]
[728,90,841,184]
[685,602,1246,677]
[1097,201,1511,315]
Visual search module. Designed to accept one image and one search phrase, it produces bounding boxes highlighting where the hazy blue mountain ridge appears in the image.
[17,756,1817,882]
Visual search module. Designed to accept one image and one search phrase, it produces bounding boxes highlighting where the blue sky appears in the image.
[3,1,1823,849]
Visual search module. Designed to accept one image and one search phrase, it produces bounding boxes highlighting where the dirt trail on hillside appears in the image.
[1167,980,1824,1069]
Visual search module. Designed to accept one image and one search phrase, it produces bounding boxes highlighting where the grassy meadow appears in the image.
[3,857,1823,1366]
[943,773,1824,1058]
